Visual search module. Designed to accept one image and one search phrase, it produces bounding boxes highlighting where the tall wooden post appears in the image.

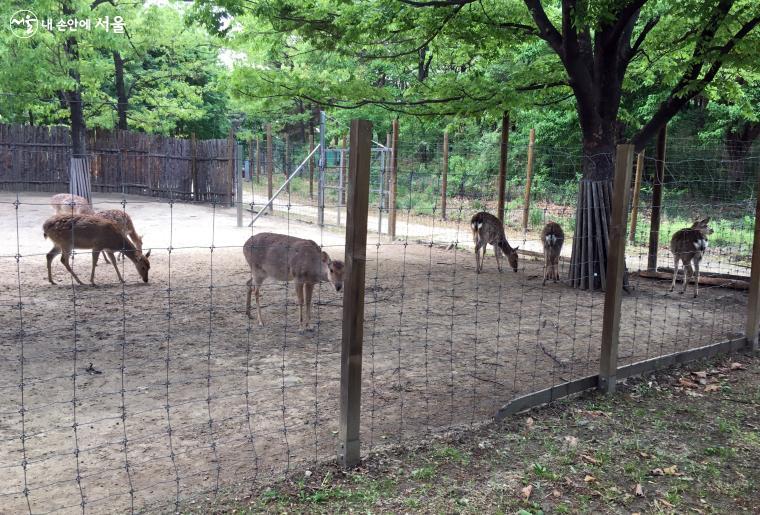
[629,151,645,242]
[441,131,449,220]
[385,132,391,209]
[266,124,273,213]
[647,125,667,271]
[191,132,197,200]
[599,144,634,394]
[255,137,261,183]
[388,119,399,241]
[497,112,509,223]
[227,126,235,207]
[338,119,372,468]
[522,127,536,230]
[745,172,760,351]
[284,132,290,194]
[308,132,315,199]
[341,134,348,205]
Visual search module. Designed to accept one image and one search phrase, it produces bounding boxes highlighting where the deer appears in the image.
[541,221,564,285]
[243,232,344,331]
[50,193,94,215]
[43,214,151,286]
[669,218,713,297]
[470,211,519,273]
[95,209,144,265]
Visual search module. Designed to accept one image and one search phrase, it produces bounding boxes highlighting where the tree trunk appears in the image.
[725,122,760,183]
[568,139,616,290]
[113,51,128,130]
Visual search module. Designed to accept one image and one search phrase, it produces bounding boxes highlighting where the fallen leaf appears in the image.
[730,362,746,371]
[650,468,664,476]
[659,498,674,508]
[663,465,679,476]
[639,451,651,459]
[634,483,644,497]
[525,417,534,430]
[563,435,579,448]
[693,370,707,379]
[521,484,533,500]
[552,489,561,498]
[584,474,596,483]
[581,454,600,465]
[678,378,699,388]
[704,384,720,392]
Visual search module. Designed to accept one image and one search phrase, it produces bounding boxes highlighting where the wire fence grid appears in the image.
[0,122,758,513]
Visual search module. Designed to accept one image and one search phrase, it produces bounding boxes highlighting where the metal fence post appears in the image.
[599,144,634,394]
[338,119,372,468]
[745,172,760,351]
[497,112,509,224]
[388,119,399,241]
[441,131,448,221]
[266,124,273,214]
[521,127,536,231]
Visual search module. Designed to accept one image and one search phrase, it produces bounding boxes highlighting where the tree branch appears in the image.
[623,16,660,63]
[523,0,563,54]
[398,0,476,7]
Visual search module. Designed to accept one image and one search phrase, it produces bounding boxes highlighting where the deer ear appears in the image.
[145,249,151,258]
[514,246,519,252]
[702,217,710,224]
[321,251,331,264]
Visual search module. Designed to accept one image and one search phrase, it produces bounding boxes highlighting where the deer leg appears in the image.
[60,250,84,285]
[106,251,124,283]
[47,247,61,284]
[254,282,264,326]
[90,250,99,285]
[304,283,314,331]
[670,256,679,292]
[693,258,701,298]
[682,262,693,294]
[473,241,481,273]
[295,282,305,331]
[246,278,253,318]
[494,245,503,273]
[542,249,549,286]
[101,251,111,265]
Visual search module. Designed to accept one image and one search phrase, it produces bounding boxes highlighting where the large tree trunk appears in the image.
[725,122,760,183]
[568,138,616,290]
[113,51,128,130]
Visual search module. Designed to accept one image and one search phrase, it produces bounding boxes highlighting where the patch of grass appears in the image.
[432,445,470,465]
[410,465,437,480]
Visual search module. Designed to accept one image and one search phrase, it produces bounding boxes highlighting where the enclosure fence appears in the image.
[1,118,759,513]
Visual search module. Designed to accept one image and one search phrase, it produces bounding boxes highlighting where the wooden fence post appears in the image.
[497,112,509,223]
[255,137,261,183]
[522,127,536,231]
[191,132,197,200]
[441,131,449,220]
[341,134,347,205]
[227,127,235,206]
[388,119,399,241]
[629,151,645,242]
[266,124,273,213]
[338,119,372,468]
[309,132,315,199]
[284,132,290,194]
[745,172,760,351]
[599,144,634,394]
[647,125,667,271]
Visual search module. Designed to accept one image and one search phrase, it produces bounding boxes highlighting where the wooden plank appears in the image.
[495,374,599,420]
[521,127,535,230]
[647,126,667,271]
[636,270,749,290]
[592,182,607,291]
[586,181,593,289]
[599,144,634,393]
[338,119,373,468]
[497,111,509,223]
[629,151,645,242]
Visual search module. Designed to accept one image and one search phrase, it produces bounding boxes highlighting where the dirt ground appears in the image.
[0,193,748,513]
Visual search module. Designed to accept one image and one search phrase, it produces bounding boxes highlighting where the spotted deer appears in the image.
[43,214,151,285]
[50,193,94,215]
[669,218,713,297]
[243,233,344,331]
[541,221,564,285]
[470,211,519,273]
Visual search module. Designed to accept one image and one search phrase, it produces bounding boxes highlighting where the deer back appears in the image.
[50,193,93,215]
[43,214,136,252]
[244,233,325,283]
[98,209,143,251]
[541,221,565,252]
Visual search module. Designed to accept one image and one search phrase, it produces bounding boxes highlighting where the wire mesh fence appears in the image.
[1,120,758,513]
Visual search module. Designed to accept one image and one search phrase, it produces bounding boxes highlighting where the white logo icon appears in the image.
[10,10,38,38]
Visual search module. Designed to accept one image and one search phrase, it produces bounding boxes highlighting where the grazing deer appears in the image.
[541,221,564,285]
[669,218,713,297]
[50,193,93,215]
[470,211,519,273]
[96,209,144,265]
[243,233,344,331]
[43,214,151,285]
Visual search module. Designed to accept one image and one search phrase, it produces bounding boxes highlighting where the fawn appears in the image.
[470,211,519,273]
[44,214,151,285]
[50,193,93,215]
[541,221,564,285]
[243,232,344,331]
[669,218,713,297]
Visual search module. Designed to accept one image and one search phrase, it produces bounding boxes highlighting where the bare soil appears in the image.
[0,193,747,513]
